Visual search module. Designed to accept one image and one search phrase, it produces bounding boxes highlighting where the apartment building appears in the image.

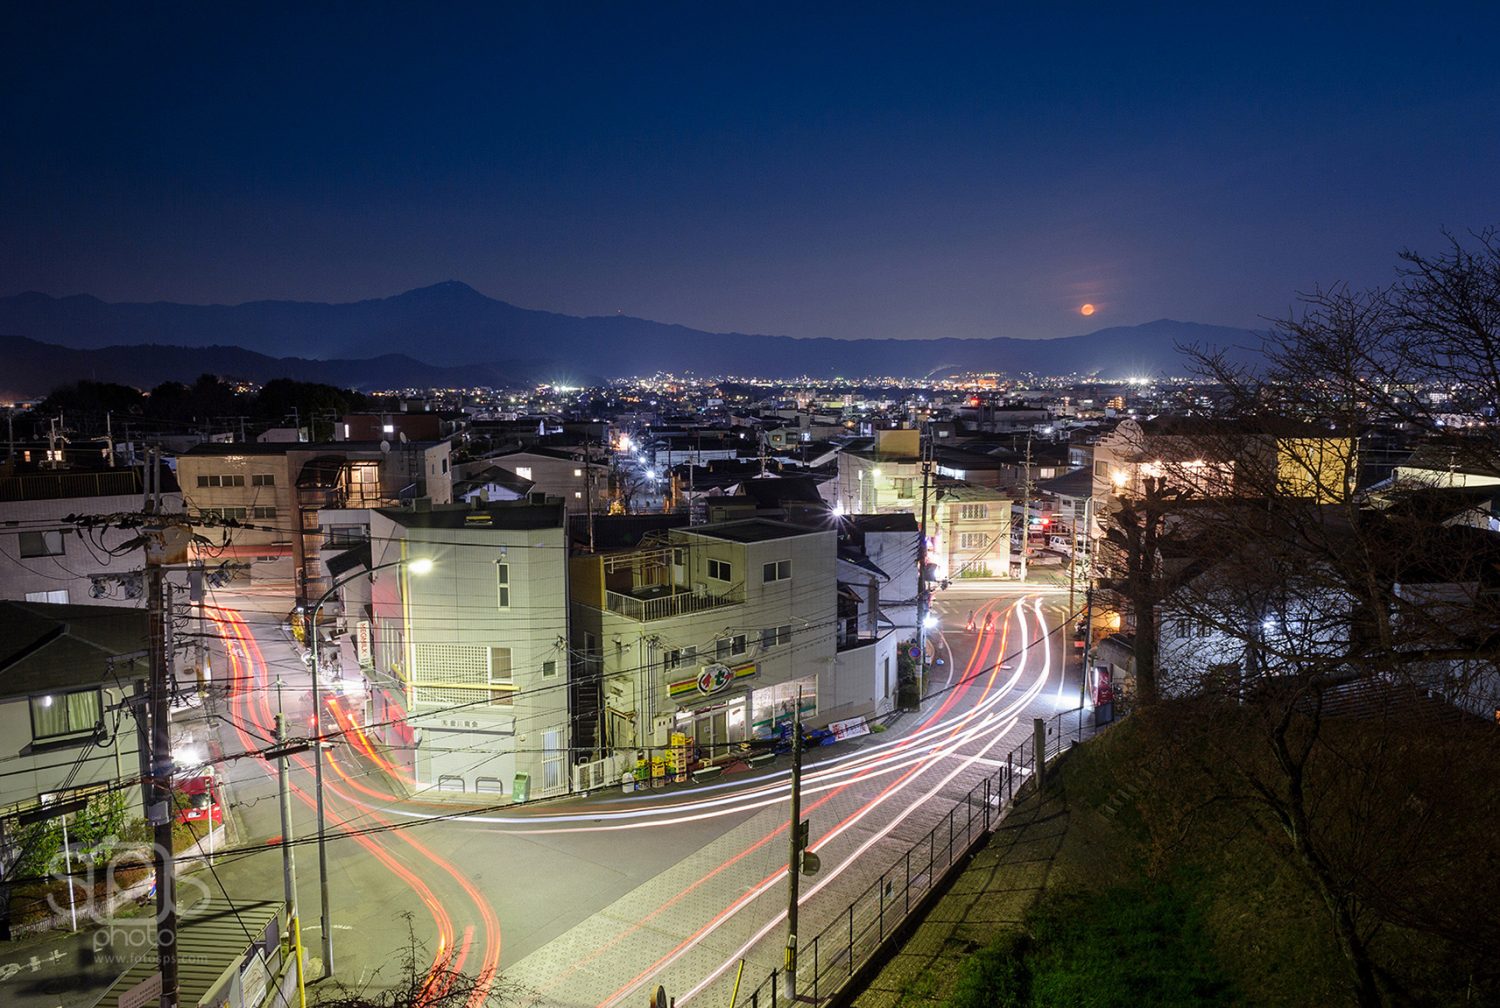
[176,440,452,603]
[365,500,569,797]
[569,519,839,758]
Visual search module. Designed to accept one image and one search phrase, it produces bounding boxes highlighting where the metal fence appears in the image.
[727,703,1106,1008]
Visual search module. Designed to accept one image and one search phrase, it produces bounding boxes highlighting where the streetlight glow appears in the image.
[407,557,435,576]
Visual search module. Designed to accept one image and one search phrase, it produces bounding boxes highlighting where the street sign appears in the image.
[908,645,921,659]
[118,972,163,1008]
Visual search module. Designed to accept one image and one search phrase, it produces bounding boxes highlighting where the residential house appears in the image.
[479,447,611,516]
[0,467,183,607]
[0,601,149,817]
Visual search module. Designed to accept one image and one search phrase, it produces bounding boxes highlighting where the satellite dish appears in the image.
[379,440,391,454]
[399,432,409,444]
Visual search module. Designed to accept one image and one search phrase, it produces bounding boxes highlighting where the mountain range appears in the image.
[0,282,1266,397]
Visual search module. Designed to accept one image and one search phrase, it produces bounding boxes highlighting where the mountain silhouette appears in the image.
[0,284,1266,390]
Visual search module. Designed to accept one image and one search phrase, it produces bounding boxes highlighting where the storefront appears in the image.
[750,674,818,737]
[668,660,756,757]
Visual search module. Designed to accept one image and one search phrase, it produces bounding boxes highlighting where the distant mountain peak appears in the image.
[397,280,486,299]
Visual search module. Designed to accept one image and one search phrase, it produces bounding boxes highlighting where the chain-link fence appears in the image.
[727,703,1108,1008]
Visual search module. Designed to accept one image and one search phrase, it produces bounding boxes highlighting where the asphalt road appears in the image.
[2,582,1082,1008]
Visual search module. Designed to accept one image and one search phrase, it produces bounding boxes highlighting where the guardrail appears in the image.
[727,703,1108,1008]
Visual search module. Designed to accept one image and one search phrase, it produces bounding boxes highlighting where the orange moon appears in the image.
[1080,303,1096,316]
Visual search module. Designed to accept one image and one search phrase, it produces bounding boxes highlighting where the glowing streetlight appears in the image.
[308,555,433,977]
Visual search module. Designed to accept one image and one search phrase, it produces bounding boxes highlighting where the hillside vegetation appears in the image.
[942,703,1500,1008]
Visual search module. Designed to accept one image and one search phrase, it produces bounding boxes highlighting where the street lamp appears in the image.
[308,555,432,978]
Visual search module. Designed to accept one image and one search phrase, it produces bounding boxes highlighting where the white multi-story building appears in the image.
[570,519,856,759]
[365,499,570,798]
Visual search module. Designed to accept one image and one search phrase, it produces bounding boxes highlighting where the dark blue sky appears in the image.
[3,3,1497,340]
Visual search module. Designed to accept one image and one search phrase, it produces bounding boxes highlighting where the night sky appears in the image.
[3,3,1497,341]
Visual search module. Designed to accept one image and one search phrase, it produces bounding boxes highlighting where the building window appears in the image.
[489,646,513,705]
[327,525,365,546]
[666,646,697,670]
[195,474,246,488]
[26,589,69,604]
[574,491,583,499]
[707,558,733,582]
[958,503,988,520]
[717,634,749,659]
[30,689,100,741]
[762,560,792,584]
[761,624,791,648]
[515,466,533,480]
[441,458,448,473]
[251,473,275,487]
[252,506,277,519]
[383,424,395,434]
[541,660,557,678]
[201,507,248,521]
[19,530,65,558]
[573,468,583,477]
[893,477,914,497]
[958,532,988,550]
[496,564,510,608]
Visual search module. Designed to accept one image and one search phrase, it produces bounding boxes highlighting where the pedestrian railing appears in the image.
[725,703,1108,1008]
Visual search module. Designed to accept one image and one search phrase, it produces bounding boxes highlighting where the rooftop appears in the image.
[376,500,566,531]
[684,517,826,544]
[0,601,150,697]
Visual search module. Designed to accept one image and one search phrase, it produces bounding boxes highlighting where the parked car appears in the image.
[174,773,223,827]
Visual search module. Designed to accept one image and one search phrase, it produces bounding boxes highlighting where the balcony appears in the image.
[605,586,740,622]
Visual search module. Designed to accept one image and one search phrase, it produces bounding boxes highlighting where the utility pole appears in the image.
[106,412,115,467]
[917,429,933,694]
[1018,436,1033,582]
[148,547,177,1008]
[273,709,307,1008]
[783,695,806,1004]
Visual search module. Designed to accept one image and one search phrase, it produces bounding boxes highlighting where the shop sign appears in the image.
[356,620,372,667]
[669,662,756,701]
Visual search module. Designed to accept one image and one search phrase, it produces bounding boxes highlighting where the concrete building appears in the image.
[569,519,843,761]
[176,440,453,604]
[364,500,570,797]
[930,483,1013,580]
[0,468,183,606]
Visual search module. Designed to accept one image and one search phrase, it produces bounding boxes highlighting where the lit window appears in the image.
[573,468,583,477]
[515,466,533,480]
[383,424,395,434]
[30,688,100,740]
